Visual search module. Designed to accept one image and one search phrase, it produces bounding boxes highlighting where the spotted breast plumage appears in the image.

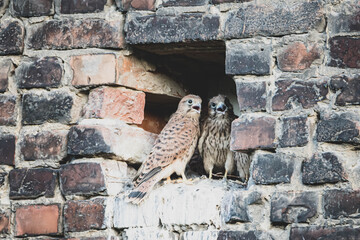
[198,94,251,182]
[127,94,202,204]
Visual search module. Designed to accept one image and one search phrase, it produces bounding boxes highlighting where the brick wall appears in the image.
[0,0,359,239]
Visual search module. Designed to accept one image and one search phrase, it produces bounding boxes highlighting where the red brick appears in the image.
[330,75,360,106]
[231,116,276,151]
[291,226,360,240]
[0,60,12,92]
[323,189,360,219]
[0,19,24,55]
[64,198,106,232]
[28,19,124,50]
[20,130,67,161]
[15,204,60,236]
[11,0,53,17]
[328,36,360,69]
[131,0,156,10]
[60,0,106,14]
[83,87,145,124]
[0,209,10,234]
[71,54,116,86]
[278,42,320,72]
[60,162,106,196]
[0,134,16,166]
[137,109,168,134]
[0,95,16,126]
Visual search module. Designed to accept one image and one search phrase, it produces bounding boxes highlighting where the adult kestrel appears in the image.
[127,94,202,204]
[198,95,251,182]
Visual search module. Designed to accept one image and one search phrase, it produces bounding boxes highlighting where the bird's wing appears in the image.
[134,114,198,186]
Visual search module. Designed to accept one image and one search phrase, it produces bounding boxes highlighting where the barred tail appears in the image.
[127,175,159,204]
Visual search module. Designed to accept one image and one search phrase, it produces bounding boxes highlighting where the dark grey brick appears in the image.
[60,0,106,14]
[161,0,208,7]
[330,75,360,106]
[11,0,53,17]
[235,81,266,111]
[0,134,15,166]
[0,19,24,55]
[279,116,308,148]
[323,189,360,219]
[328,36,360,69]
[290,226,360,240]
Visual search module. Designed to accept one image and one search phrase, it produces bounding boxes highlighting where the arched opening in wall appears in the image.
[128,42,242,180]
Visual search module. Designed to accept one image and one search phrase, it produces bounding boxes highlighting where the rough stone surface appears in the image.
[277,42,320,71]
[226,41,271,75]
[0,95,16,126]
[64,198,106,232]
[272,80,328,111]
[71,54,116,86]
[212,0,252,3]
[0,60,11,92]
[28,18,124,50]
[15,204,60,236]
[224,0,324,38]
[9,168,56,199]
[124,228,177,240]
[279,116,308,148]
[235,81,266,111]
[271,191,318,224]
[16,57,62,89]
[290,226,360,240]
[0,134,15,166]
[316,113,360,145]
[0,209,10,234]
[22,91,74,125]
[328,36,360,69]
[115,0,156,11]
[302,152,347,185]
[330,75,360,106]
[125,12,220,44]
[20,130,67,161]
[0,172,6,187]
[60,0,106,14]
[82,87,145,124]
[117,54,186,98]
[161,0,208,7]
[182,230,273,240]
[0,19,24,55]
[252,153,294,185]
[67,119,157,164]
[231,116,276,151]
[328,3,360,34]
[11,0,53,17]
[323,189,360,219]
[60,162,106,196]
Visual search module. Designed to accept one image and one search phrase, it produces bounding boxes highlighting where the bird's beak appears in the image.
[192,104,201,113]
[216,103,227,114]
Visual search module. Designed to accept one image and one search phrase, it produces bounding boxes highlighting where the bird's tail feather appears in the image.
[127,176,159,204]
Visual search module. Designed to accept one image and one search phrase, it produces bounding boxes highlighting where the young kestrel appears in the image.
[198,95,251,182]
[127,94,202,204]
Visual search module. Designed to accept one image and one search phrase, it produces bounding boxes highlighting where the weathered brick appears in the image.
[137,109,168,134]
[9,168,56,199]
[226,41,271,75]
[0,134,15,166]
[278,42,320,72]
[290,226,360,240]
[252,153,294,185]
[20,130,67,161]
[0,95,16,126]
[217,231,271,240]
[212,0,252,3]
[0,209,10,234]
[272,80,328,111]
[279,116,308,148]
[60,162,106,196]
[15,204,60,236]
[328,2,360,34]
[115,0,156,11]
[328,36,360,69]
[22,91,74,125]
[225,0,324,39]
[235,80,266,111]
[117,54,186,98]
[0,172,6,187]
[64,198,106,232]
[330,75,360,106]
[0,60,12,92]
[28,18,124,50]
[16,57,62,89]
[0,0,7,16]
[271,191,318,224]
[323,189,360,219]
[316,113,360,145]
[71,54,116,86]
[60,0,106,14]
[231,116,276,151]
[125,12,220,44]
[67,120,157,164]
[302,152,347,185]
[0,19,24,55]
[11,0,53,17]
[83,87,145,124]
[161,0,208,7]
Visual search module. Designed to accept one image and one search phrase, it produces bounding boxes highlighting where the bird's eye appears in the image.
[210,102,216,108]
[187,99,193,104]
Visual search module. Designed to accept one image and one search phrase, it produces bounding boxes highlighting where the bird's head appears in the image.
[177,94,202,117]
[207,94,234,119]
